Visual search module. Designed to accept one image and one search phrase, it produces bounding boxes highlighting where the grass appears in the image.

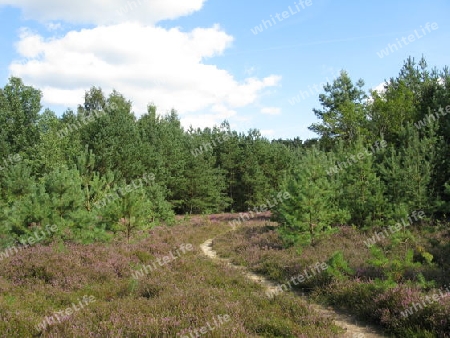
[0,214,342,337]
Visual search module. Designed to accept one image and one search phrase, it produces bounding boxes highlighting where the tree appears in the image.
[184,126,231,213]
[33,108,83,175]
[1,165,108,244]
[75,145,115,212]
[273,146,349,247]
[0,160,34,203]
[210,123,244,211]
[336,139,387,227]
[379,122,439,216]
[308,71,368,144]
[368,78,416,145]
[137,104,165,182]
[109,189,154,243]
[79,88,144,181]
[0,77,41,157]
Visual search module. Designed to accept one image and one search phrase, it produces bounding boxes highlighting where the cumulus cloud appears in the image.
[9,23,281,128]
[367,82,388,104]
[372,82,387,94]
[180,104,236,130]
[4,0,282,129]
[261,107,281,115]
[0,0,206,25]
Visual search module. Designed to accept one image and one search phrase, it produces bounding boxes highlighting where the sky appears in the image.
[0,0,449,140]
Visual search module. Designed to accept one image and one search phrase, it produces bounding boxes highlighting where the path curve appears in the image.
[200,238,386,338]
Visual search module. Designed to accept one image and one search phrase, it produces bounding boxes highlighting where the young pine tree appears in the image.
[273,146,349,247]
[336,138,387,227]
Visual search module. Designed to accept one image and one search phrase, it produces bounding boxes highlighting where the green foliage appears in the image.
[0,77,41,157]
[110,189,154,242]
[324,251,354,281]
[366,230,436,287]
[79,88,144,180]
[33,108,82,174]
[379,122,439,216]
[367,245,390,269]
[308,70,368,143]
[336,138,387,227]
[1,56,450,246]
[274,146,350,247]
[0,160,34,203]
[94,176,174,239]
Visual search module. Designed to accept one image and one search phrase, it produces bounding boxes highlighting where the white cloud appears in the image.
[181,104,236,130]
[9,23,281,129]
[228,115,254,133]
[45,22,62,31]
[367,81,387,104]
[261,107,281,115]
[15,28,45,58]
[40,86,86,108]
[372,82,387,94]
[260,129,275,137]
[0,0,206,25]
[4,1,281,129]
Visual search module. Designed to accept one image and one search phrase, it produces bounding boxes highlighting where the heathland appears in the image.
[1,56,450,336]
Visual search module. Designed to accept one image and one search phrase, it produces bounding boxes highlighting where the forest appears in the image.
[1,56,449,245]
[1,56,450,337]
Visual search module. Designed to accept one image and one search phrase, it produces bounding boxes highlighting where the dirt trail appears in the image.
[200,238,386,338]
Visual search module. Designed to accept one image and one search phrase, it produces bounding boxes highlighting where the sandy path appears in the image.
[200,238,386,338]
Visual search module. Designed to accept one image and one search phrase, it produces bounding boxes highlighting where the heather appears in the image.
[214,217,450,336]
[0,217,342,337]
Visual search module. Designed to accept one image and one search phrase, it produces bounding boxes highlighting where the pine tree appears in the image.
[0,160,35,206]
[211,124,243,211]
[33,108,83,175]
[142,109,188,213]
[0,77,41,157]
[42,166,100,242]
[75,145,116,213]
[79,88,144,181]
[401,122,438,213]
[6,183,52,240]
[273,146,349,247]
[308,70,368,144]
[337,138,387,227]
[102,188,153,242]
[379,122,438,215]
[184,130,230,213]
[142,182,174,224]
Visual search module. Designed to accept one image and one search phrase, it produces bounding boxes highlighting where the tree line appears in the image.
[0,78,292,245]
[273,56,450,246]
[0,56,448,246]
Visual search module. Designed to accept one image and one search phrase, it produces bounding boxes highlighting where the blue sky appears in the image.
[0,0,449,140]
